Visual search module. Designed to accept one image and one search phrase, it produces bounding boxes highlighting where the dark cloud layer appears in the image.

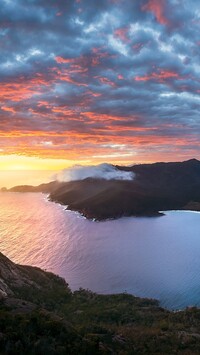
[0,0,200,162]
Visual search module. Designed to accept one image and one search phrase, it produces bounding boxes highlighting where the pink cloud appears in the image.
[135,69,181,83]
[142,0,170,26]
[118,74,124,80]
[96,76,117,87]
[55,56,74,64]
[114,27,130,43]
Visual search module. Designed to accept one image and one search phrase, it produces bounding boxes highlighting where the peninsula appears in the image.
[3,159,200,220]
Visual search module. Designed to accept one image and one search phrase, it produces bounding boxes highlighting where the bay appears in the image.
[0,192,200,310]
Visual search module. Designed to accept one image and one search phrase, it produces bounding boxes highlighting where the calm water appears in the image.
[0,192,200,310]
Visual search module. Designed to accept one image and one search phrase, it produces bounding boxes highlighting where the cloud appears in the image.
[0,0,200,163]
[142,0,170,26]
[135,68,181,82]
[55,163,134,182]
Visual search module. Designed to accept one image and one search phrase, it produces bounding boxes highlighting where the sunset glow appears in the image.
[0,0,199,185]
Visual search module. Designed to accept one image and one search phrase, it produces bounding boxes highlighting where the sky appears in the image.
[0,0,200,185]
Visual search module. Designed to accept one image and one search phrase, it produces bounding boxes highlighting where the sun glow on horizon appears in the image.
[0,155,91,187]
[0,153,139,187]
[0,154,89,171]
[0,153,141,171]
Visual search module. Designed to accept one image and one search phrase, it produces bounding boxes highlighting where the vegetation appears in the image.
[1,253,200,354]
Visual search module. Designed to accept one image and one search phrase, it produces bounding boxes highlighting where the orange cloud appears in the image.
[1,106,16,113]
[0,74,53,103]
[0,115,198,169]
[53,69,88,86]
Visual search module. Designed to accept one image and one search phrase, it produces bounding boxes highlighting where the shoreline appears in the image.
[1,250,199,313]
[1,194,199,311]
[3,190,200,220]
[48,194,200,221]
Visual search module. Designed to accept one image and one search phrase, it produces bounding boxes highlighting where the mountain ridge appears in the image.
[50,158,200,220]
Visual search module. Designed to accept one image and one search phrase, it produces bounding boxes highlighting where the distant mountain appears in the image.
[3,159,200,220]
[1,180,62,193]
[1,252,200,353]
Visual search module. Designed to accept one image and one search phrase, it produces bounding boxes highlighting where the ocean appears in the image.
[1,191,200,310]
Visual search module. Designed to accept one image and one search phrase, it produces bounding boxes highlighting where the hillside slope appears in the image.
[1,252,200,354]
[50,159,200,220]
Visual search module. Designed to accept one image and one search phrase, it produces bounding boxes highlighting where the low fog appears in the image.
[55,163,134,182]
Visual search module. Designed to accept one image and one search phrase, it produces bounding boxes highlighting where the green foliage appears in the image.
[1,269,200,354]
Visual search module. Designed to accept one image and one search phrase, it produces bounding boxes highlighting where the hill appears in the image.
[50,159,200,220]
[1,252,200,354]
[3,159,200,220]
[1,181,61,193]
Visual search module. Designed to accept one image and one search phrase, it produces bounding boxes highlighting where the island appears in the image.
[2,159,200,220]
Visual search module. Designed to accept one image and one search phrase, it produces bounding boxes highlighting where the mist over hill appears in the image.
[50,159,200,220]
[55,163,134,182]
[3,159,200,220]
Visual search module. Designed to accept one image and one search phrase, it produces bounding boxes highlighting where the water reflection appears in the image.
[0,192,200,309]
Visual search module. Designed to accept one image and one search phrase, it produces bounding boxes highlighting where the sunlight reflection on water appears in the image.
[1,192,200,310]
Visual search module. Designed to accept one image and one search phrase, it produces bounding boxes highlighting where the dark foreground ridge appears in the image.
[1,252,200,354]
[3,159,200,220]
